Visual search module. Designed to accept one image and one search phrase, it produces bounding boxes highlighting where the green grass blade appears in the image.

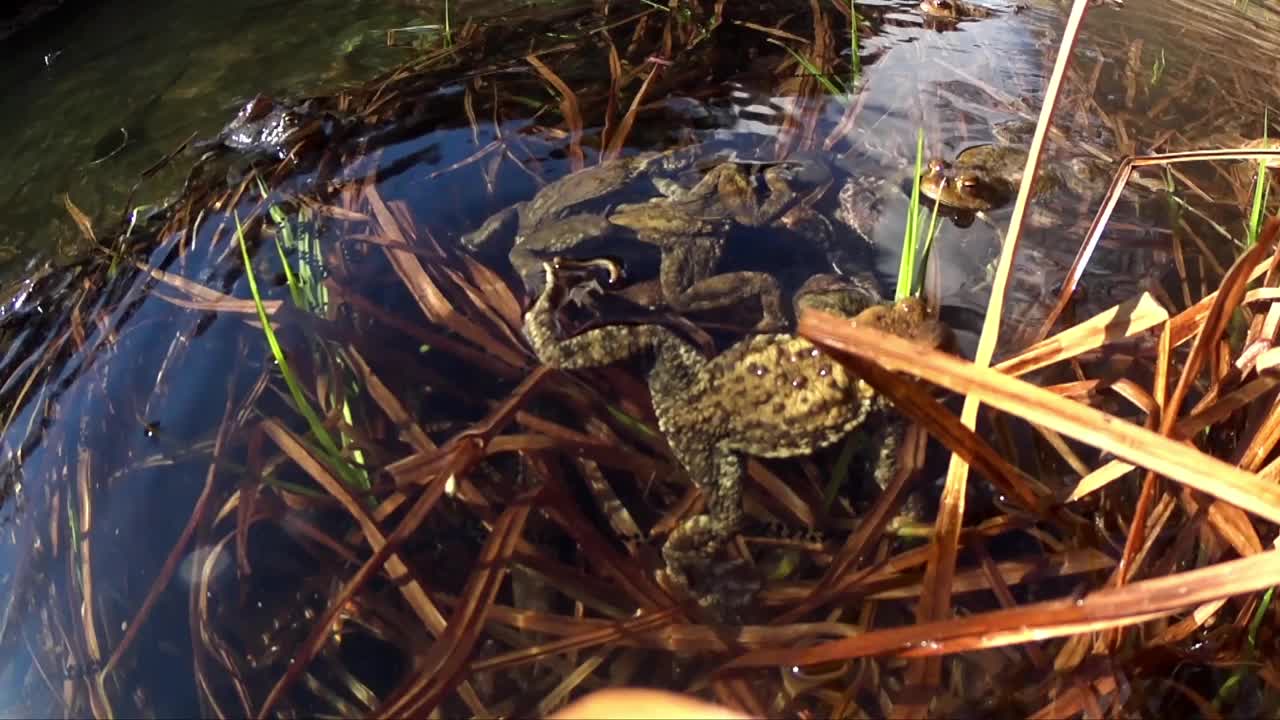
[849,1,862,89]
[1247,159,1268,247]
[896,130,926,301]
[234,212,366,490]
[443,0,452,47]
[914,195,944,296]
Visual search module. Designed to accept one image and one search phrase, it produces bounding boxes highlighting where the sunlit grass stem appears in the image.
[234,212,366,491]
[849,1,862,88]
[1247,115,1272,247]
[896,131,940,300]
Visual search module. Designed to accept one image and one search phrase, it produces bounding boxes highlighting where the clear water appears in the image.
[0,0,466,276]
[1,0,1279,714]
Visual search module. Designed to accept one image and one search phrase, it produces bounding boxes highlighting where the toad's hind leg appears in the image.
[870,418,925,520]
[678,272,787,332]
[659,240,786,332]
[660,443,759,618]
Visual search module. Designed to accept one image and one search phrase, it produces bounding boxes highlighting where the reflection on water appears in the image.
[0,0,476,279]
[2,0,1280,714]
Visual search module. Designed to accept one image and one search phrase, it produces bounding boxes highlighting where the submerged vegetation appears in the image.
[5,0,1280,717]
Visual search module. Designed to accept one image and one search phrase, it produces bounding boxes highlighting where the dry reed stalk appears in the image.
[915,0,1097,697]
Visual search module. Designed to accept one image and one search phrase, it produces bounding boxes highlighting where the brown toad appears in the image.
[919,0,993,20]
[523,258,948,618]
[193,94,327,158]
[463,147,835,331]
[607,157,833,330]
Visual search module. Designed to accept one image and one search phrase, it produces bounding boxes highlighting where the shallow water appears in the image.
[0,0,476,277]
[2,0,1280,714]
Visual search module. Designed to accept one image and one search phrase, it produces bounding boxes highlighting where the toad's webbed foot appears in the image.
[668,558,762,623]
[524,258,693,370]
[660,514,761,623]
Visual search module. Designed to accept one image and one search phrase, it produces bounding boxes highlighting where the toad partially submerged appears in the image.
[919,0,993,20]
[524,258,949,618]
[464,148,836,331]
[193,94,327,158]
[836,130,1156,241]
[835,154,1010,241]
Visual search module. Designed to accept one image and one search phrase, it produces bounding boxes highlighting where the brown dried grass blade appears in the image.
[180,291,279,316]
[62,194,96,244]
[460,254,524,333]
[994,292,1169,376]
[469,608,686,673]
[259,419,448,629]
[386,367,553,485]
[1114,219,1280,579]
[527,55,584,171]
[1028,157,1134,347]
[346,349,436,454]
[255,418,461,718]
[536,475,673,611]
[1068,372,1280,501]
[861,548,1115,602]
[1035,150,1280,343]
[377,494,533,717]
[721,548,1280,671]
[603,63,659,162]
[797,312,1280,526]
[149,283,282,316]
[365,185,529,368]
[601,40,623,159]
[880,0,1080,696]
[905,0,1087,696]
[436,264,527,349]
[1165,218,1278,433]
[101,375,239,677]
[333,285,521,379]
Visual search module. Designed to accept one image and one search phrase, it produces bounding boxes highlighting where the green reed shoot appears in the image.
[1212,586,1274,711]
[1248,115,1271,247]
[896,132,924,301]
[1247,160,1270,247]
[896,130,941,300]
[443,0,452,47]
[267,207,326,314]
[849,1,862,88]
[1149,48,1165,88]
[261,189,370,489]
[234,212,366,491]
[916,193,943,294]
[824,435,860,509]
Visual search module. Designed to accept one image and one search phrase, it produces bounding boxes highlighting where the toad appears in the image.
[523,257,949,618]
[919,0,993,19]
[835,154,1009,241]
[607,157,834,330]
[193,94,324,158]
[835,131,1152,241]
[463,148,836,331]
